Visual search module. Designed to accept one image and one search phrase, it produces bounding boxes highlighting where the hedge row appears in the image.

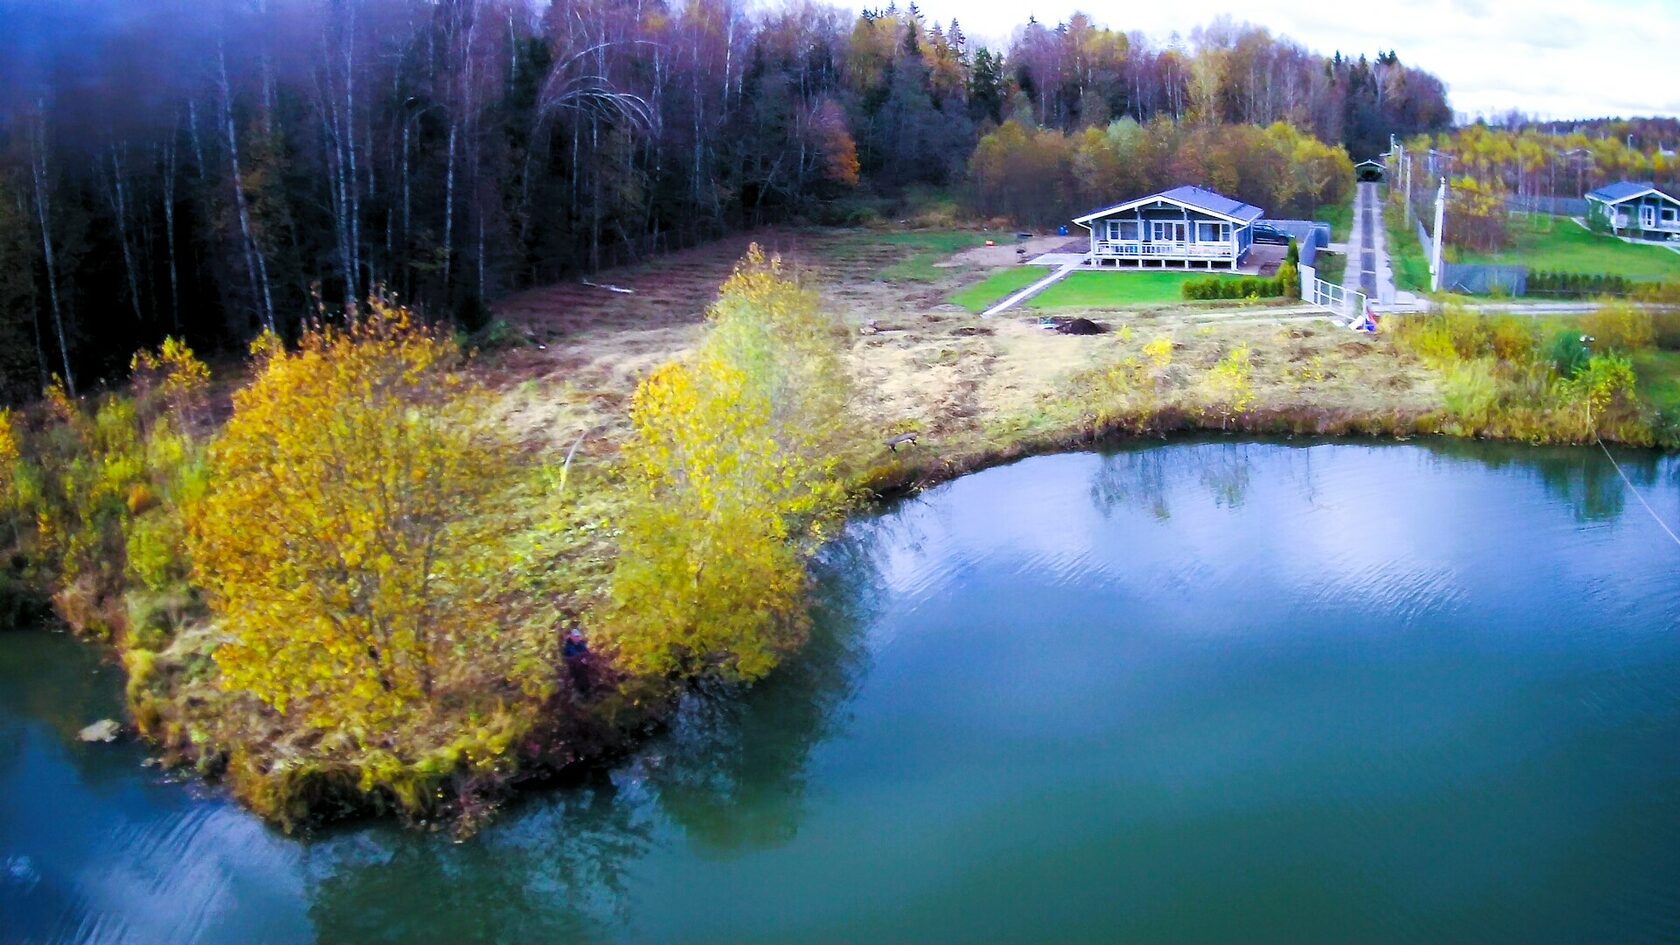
[1526,270,1637,298]
[1182,260,1299,301]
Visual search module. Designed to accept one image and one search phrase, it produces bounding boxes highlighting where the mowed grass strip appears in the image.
[950,267,1045,312]
[1458,217,1680,282]
[1385,202,1432,292]
[1025,270,1239,309]
[843,230,989,282]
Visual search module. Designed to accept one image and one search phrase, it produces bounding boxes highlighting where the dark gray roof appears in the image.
[1075,185,1265,225]
[1587,181,1676,204]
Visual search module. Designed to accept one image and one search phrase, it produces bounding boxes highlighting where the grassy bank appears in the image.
[7,225,1677,835]
[1314,200,1353,243]
[1385,201,1432,292]
[1456,215,1680,282]
[842,230,989,282]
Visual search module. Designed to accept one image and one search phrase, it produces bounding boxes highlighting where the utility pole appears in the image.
[1430,177,1447,293]
[1398,143,1411,219]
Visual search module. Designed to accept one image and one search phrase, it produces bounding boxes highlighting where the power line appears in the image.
[1596,435,1680,549]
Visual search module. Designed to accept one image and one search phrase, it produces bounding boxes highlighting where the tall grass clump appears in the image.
[1388,303,1649,443]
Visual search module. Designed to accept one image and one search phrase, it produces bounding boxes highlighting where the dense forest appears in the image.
[0,0,1450,402]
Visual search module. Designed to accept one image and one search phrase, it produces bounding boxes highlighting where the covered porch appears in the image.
[1089,239,1240,269]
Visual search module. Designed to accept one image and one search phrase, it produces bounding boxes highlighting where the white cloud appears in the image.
[896,0,1680,120]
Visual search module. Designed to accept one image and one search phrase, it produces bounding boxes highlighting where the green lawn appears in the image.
[1634,349,1680,417]
[1314,201,1353,243]
[854,231,989,282]
[1312,251,1348,287]
[1457,216,1680,282]
[1384,202,1432,292]
[1024,271,1237,310]
[950,267,1045,313]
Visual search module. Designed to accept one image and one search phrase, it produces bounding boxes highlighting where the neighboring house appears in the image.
[1585,181,1680,240]
[1072,186,1264,270]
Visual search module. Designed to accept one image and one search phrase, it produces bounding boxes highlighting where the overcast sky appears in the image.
[896,0,1680,121]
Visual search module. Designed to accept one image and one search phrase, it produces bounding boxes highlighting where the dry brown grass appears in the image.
[479,227,1447,492]
[113,226,1451,832]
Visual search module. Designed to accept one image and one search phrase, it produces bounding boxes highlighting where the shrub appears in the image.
[1440,359,1499,426]
[1527,270,1637,299]
[1549,329,1591,377]
[1488,316,1539,364]
[1390,305,1488,366]
[1564,353,1641,438]
[1200,343,1254,424]
[1181,273,1293,301]
[1582,301,1655,353]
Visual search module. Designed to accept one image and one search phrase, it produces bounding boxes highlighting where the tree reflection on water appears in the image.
[638,522,882,857]
[301,520,886,943]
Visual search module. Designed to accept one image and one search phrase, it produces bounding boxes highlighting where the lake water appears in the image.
[4,441,1679,944]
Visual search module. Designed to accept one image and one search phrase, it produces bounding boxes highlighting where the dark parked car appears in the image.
[1250,222,1291,245]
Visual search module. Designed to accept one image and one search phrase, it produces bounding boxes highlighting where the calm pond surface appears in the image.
[4,440,1680,944]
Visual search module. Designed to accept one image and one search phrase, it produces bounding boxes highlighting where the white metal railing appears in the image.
[1308,277,1368,327]
[1094,240,1234,258]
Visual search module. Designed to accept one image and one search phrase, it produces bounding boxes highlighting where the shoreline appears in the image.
[27,404,1664,836]
[6,232,1676,835]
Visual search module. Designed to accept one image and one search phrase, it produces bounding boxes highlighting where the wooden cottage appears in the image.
[1072,186,1265,270]
[1586,182,1680,241]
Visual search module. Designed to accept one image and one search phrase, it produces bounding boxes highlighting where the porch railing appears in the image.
[1094,240,1234,258]
[1613,215,1680,232]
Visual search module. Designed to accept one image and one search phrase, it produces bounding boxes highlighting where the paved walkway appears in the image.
[1344,179,1397,300]
[1345,182,1396,304]
[982,259,1085,317]
[1027,252,1091,267]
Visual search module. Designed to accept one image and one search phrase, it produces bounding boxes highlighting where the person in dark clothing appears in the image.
[562,628,591,697]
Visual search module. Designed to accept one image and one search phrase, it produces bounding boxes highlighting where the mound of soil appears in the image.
[1053,317,1107,335]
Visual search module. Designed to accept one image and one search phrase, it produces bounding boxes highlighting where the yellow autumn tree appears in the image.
[606,247,849,682]
[187,304,528,730]
[0,409,20,545]
[130,336,212,432]
[123,338,213,595]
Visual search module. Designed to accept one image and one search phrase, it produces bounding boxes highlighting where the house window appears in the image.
[1196,222,1218,243]
[1152,221,1185,243]
[1663,207,1677,225]
[1119,221,1139,240]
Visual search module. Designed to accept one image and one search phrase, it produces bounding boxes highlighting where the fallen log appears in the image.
[581,278,634,294]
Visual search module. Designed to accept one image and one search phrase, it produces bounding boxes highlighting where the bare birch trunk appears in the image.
[161,139,181,329]
[106,145,145,322]
[219,41,277,334]
[29,114,74,394]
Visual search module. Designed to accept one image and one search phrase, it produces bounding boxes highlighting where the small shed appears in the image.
[1586,182,1680,240]
[1355,159,1386,183]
